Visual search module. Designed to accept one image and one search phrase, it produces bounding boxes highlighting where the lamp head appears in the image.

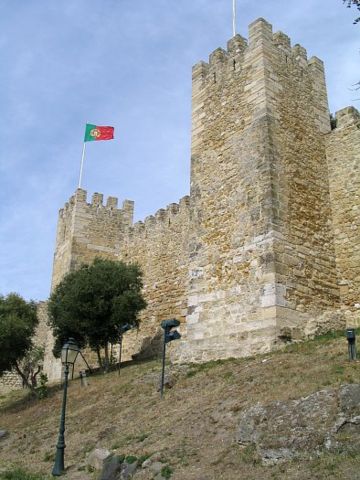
[61,338,80,366]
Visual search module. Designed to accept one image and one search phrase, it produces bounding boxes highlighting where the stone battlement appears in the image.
[130,196,190,237]
[60,188,134,223]
[333,106,360,129]
[193,18,323,89]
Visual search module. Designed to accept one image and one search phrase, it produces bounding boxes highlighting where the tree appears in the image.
[0,293,38,389]
[20,345,45,389]
[343,0,360,24]
[48,258,147,369]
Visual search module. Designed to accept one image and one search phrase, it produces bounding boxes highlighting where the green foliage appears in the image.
[343,0,360,23]
[0,469,48,480]
[0,293,38,384]
[125,455,137,464]
[35,372,48,399]
[161,465,173,479]
[138,453,150,464]
[48,258,147,365]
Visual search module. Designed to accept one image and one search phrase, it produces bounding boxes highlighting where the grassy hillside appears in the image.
[0,332,359,480]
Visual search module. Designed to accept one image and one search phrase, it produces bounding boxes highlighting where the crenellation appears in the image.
[74,188,87,203]
[144,215,156,228]
[273,31,291,51]
[227,34,248,55]
[248,17,273,47]
[91,192,103,206]
[121,199,134,225]
[335,106,360,128]
[155,208,167,222]
[179,195,190,207]
[292,44,308,68]
[106,196,118,208]
[167,202,179,215]
[208,47,228,65]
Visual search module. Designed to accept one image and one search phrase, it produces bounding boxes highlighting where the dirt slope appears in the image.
[0,333,359,480]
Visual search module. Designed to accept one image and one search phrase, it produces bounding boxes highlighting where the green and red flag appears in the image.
[84,123,114,142]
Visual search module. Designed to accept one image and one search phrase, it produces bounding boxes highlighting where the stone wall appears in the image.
[326,107,360,326]
[120,197,190,360]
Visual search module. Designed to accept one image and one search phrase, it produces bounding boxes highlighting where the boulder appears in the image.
[99,454,123,480]
[120,460,138,480]
[0,430,8,441]
[148,462,163,474]
[237,383,360,464]
[86,448,111,470]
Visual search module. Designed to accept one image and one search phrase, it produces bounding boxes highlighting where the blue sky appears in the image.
[0,1,358,301]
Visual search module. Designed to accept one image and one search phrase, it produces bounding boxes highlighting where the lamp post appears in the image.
[160,319,181,398]
[52,338,80,476]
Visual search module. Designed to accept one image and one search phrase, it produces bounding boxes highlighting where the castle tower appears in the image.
[51,188,134,290]
[175,18,341,362]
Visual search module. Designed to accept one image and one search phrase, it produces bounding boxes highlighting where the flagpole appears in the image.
[232,0,237,37]
[78,141,86,189]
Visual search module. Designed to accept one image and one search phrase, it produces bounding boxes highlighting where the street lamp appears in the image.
[160,319,181,398]
[52,338,80,476]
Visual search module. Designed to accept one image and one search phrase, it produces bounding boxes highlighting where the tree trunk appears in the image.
[104,343,110,372]
[14,361,33,391]
[96,347,103,370]
[31,366,41,388]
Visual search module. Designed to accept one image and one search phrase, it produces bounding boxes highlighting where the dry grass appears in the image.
[1,332,360,479]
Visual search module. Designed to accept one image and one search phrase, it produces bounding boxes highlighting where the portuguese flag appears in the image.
[84,123,114,142]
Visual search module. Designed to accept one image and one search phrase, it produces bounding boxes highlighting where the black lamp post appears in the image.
[346,329,357,361]
[52,338,80,476]
[160,319,181,398]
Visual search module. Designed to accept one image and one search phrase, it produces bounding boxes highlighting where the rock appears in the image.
[141,458,152,469]
[149,452,162,462]
[99,454,123,480]
[120,460,138,479]
[86,448,111,470]
[0,430,8,440]
[237,383,360,464]
[149,461,163,475]
[154,474,165,480]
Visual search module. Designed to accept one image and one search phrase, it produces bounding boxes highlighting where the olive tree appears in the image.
[48,258,147,369]
[0,293,38,389]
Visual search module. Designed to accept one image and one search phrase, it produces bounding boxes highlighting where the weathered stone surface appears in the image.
[326,107,360,326]
[99,454,123,480]
[86,448,111,471]
[154,474,165,480]
[120,460,138,480]
[148,462,163,474]
[237,383,360,464]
